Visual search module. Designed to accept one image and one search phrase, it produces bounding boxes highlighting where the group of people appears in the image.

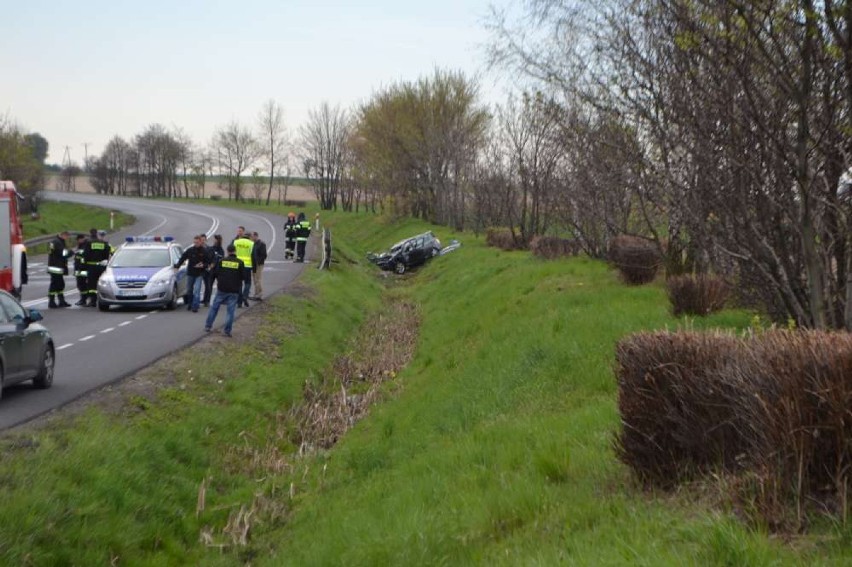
[46,228,112,308]
[44,210,312,338]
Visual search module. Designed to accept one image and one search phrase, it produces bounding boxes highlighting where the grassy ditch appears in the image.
[0,205,849,564]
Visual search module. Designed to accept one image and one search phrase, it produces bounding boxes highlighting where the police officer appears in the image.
[82,228,110,307]
[47,231,71,308]
[283,212,298,260]
[232,228,254,307]
[73,233,88,306]
[295,212,311,263]
[204,244,244,337]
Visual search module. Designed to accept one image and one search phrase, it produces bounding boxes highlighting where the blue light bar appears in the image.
[125,236,174,243]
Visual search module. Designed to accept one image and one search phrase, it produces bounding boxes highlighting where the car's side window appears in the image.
[172,247,182,265]
[0,295,26,324]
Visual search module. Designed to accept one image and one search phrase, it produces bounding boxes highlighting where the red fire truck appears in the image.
[0,181,27,297]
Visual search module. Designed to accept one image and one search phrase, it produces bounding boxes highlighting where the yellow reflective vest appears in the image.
[233,237,254,269]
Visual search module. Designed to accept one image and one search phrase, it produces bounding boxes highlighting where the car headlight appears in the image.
[98,276,114,287]
[151,278,171,287]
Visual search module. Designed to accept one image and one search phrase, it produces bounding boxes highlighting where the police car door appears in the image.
[171,246,186,296]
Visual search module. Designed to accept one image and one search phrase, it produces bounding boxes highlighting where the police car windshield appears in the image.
[111,248,171,268]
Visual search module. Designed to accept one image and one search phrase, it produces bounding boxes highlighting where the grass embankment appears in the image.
[22,201,134,254]
[0,206,847,564]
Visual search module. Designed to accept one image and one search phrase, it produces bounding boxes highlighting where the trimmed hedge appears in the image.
[616,330,852,529]
[530,236,581,259]
[485,228,526,251]
[666,274,729,316]
[609,235,660,285]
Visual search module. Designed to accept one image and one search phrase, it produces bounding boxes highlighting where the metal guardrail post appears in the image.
[319,228,331,270]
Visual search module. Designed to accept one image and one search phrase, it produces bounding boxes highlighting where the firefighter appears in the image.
[232,228,254,307]
[73,233,88,306]
[82,228,110,307]
[295,212,311,263]
[283,212,298,260]
[46,231,71,308]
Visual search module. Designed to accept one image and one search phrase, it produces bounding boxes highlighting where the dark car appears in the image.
[368,231,442,274]
[0,290,54,398]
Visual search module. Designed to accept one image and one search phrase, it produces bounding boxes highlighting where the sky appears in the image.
[1,0,505,165]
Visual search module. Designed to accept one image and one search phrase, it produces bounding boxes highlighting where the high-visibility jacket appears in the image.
[73,247,87,278]
[296,220,311,241]
[233,236,254,269]
[47,235,70,276]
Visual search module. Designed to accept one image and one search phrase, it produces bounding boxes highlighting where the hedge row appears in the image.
[616,330,852,529]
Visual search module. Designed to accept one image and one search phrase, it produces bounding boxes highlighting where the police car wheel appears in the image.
[98,302,109,312]
[33,344,54,389]
[165,285,178,310]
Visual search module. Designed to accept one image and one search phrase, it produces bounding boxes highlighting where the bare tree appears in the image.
[300,102,350,210]
[258,99,288,206]
[213,121,258,201]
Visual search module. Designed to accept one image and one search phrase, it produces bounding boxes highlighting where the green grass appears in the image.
[22,201,134,254]
[0,204,849,565]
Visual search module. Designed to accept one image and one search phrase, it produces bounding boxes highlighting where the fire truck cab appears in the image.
[0,181,27,298]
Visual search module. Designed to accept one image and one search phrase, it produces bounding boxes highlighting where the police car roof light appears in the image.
[125,235,173,243]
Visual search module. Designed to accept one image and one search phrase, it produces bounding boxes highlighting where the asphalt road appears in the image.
[0,192,307,430]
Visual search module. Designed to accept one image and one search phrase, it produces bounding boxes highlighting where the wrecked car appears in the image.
[368,231,442,274]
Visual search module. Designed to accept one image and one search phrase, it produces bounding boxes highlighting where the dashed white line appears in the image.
[101,327,115,334]
[148,310,158,314]
[119,321,132,327]
[79,335,96,342]
[57,343,74,350]
[135,315,147,320]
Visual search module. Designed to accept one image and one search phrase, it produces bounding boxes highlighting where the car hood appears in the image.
[108,266,171,283]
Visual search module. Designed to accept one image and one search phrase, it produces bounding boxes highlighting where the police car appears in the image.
[96,236,187,311]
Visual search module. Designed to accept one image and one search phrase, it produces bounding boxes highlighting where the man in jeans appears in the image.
[205,244,244,337]
[250,231,267,300]
[174,234,210,313]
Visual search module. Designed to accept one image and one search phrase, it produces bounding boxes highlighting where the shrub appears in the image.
[666,274,730,316]
[609,235,660,285]
[529,236,581,259]
[615,329,852,529]
[615,331,745,485]
[485,228,526,251]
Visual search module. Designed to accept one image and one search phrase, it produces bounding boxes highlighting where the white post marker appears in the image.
[110,211,115,230]
[315,212,320,231]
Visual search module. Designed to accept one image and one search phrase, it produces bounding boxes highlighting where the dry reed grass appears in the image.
[609,235,660,285]
[616,329,852,530]
[666,274,730,316]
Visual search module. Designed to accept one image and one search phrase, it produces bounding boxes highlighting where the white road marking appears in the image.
[148,310,158,314]
[57,343,74,350]
[79,335,96,341]
[118,321,132,327]
[135,315,147,320]
[101,327,115,334]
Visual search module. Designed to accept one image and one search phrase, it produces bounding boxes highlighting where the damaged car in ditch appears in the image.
[367,231,443,274]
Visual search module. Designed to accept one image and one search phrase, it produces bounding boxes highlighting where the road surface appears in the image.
[1,192,306,429]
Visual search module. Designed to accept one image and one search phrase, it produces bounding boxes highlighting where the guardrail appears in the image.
[24,231,91,248]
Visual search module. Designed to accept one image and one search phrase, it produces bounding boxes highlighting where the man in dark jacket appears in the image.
[204,244,244,337]
[250,231,267,300]
[295,212,311,262]
[174,234,211,312]
[82,228,110,307]
[47,231,71,308]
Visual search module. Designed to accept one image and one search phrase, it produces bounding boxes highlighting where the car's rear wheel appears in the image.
[165,285,178,310]
[33,344,54,389]
[395,262,406,275]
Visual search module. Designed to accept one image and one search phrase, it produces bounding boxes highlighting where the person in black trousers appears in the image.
[47,231,71,308]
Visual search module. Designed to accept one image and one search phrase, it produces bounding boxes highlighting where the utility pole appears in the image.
[82,142,90,170]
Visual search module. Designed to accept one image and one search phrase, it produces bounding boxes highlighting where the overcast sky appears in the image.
[2,0,503,165]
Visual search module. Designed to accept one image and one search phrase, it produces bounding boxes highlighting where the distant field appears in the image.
[43,174,316,203]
